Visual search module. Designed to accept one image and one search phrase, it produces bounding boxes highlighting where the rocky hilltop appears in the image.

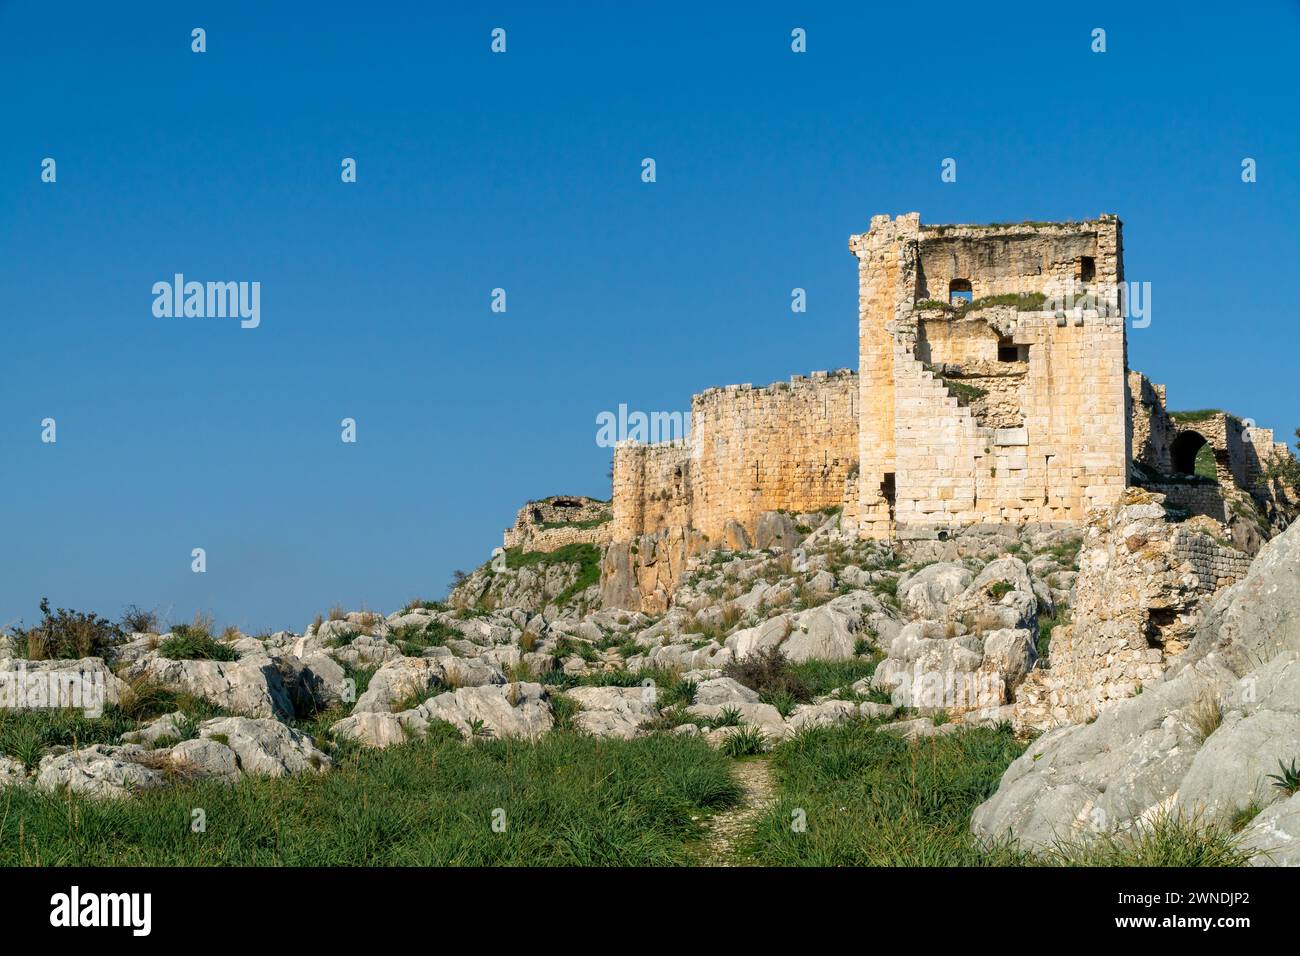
[4,492,1299,865]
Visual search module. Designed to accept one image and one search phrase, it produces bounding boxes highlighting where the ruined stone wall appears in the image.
[892,306,1127,533]
[611,371,858,543]
[1011,489,1249,731]
[914,219,1118,303]
[689,370,858,541]
[1173,530,1253,591]
[851,214,912,539]
[1146,482,1228,522]
[610,441,692,540]
[503,495,613,552]
[1129,371,1174,474]
[1242,424,1291,486]
[851,214,1128,540]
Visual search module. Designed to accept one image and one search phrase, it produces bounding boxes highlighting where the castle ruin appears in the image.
[503,214,1291,610]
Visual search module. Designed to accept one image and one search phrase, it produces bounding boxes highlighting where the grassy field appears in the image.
[738,720,1253,867]
[740,721,1029,865]
[0,725,741,866]
[0,712,1253,866]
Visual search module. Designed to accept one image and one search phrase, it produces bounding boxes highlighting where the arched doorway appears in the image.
[1172,431,1214,479]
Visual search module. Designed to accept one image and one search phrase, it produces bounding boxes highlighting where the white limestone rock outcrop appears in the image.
[972,519,1300,860]
[128,655,294,719]
[35,745,165,799]
[567,685,658,739]
[197,717,331,777]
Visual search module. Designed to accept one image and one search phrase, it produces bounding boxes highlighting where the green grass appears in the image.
[735,720,1251,866]
[1169,409,1222,422]
[1049,814,1254,866]
[577,667,697,709]
[915,291,1047,315]
[988,581,1015,601]
[739,720,1027,865]
[1194,443,1218,482]
[389,619,458,656]
[500,543,602,608]
[157,626,239,662]
[1036,606,1069,662]
[787,657,880,698]
[0,728,742,866]
[0,686,226,770]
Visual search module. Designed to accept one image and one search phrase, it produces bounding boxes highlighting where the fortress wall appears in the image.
[914,220,1120,302]
[610,441,692,540]
[853,214,915,538]
[916,316,1000,366]
[610,371,859,543]
[1129,371,1174,474]
[689,370,859,541]
[503,496,612,552]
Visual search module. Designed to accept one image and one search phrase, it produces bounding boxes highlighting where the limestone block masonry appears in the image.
[502,496,612,553]
[851,214,1129,539]
[601,212,1293,577]
[612,370,858,544]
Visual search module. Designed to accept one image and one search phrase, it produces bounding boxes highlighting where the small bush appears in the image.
[15,598,122,661]
[119,605,159,635]
[720,725,768,757]
[709,705,743,729]
[988,581,1014,601]
[158,625,239,662]
[724,647,812,704]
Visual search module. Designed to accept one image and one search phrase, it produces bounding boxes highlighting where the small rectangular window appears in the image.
[1079,256,1096,282]
[998,338,1028,362]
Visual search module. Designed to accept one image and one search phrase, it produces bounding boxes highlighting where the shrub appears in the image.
[15,598,122,660]
[1267,758,1300,796]
[720,725,768,757]
[724,646,812,704]
[988,581,1014,601]
[709,705,743,729]
[158,625,239,662]
[119,605,159,635]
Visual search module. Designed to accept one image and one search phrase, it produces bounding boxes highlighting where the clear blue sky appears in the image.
[2,1,1297,633]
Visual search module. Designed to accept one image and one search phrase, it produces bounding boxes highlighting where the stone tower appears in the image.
[849,214,1129,539]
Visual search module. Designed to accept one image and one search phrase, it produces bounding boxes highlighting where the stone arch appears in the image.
[1172,430,1209,476]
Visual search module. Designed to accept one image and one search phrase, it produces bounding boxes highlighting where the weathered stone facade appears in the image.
[611,369,858,544]
[502,496,612,553]
[603,213,1292,609]
[851,214,1129,539]
[1010,489,1253,731]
